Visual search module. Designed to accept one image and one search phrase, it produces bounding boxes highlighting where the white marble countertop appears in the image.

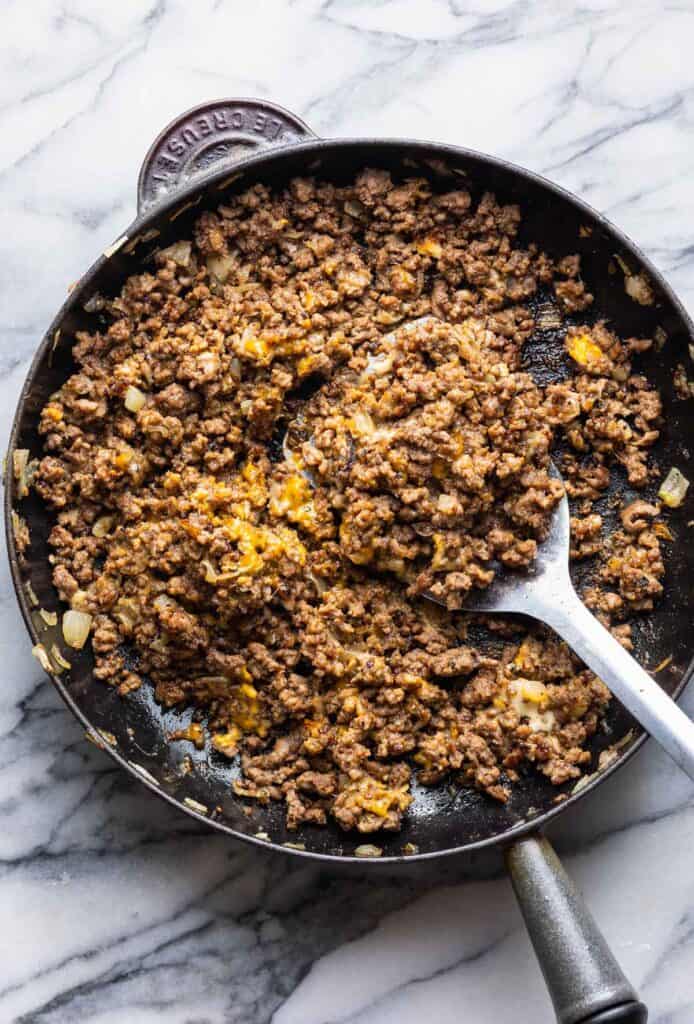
[2,1,694,1021]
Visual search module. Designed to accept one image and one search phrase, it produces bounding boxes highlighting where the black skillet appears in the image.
[6,99,694,1024]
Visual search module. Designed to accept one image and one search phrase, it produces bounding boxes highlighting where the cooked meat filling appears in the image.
[297,316,564,607]
[32,170,668,833]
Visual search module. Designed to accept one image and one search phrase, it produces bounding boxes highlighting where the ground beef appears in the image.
[298,318,564,608]
[32,169,669,833]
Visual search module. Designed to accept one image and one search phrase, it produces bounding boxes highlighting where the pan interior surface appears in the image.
[9,140,694,860]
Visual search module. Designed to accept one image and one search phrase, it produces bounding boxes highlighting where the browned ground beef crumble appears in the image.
[33,170,669,832]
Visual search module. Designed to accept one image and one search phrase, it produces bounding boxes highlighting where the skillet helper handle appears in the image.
[137,98,317,213]
[507,836,646,1024]
[541,590,694,783]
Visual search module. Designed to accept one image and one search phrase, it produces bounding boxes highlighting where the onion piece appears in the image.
[92,515,115,538]
[160,240,192,266]
[625,272,654,306]
[658,467,690,508]
[51,645,72,671]
[13,449,29,497]
[11,510,29,550]
[206,253,235,283]
[183,797,209,815]
[282,431,297,467]
[361,351,394,381]
[12,450,37,497]
[39,608,58,626]
[355,844,383,858]
[32,644,53,672]
[124,386,147,413]
[201,559,218,584]
[62,609,93,649]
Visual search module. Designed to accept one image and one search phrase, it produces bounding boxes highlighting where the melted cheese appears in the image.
[416,238,443,258]
[507,678,556,732]
[270,473,317,528]
[220,518,306,578]
[566,333,604,368]
[211,727,242,756]
[354,778,412,818]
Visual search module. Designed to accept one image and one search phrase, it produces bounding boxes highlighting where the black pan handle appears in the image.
[137,98,317,214]
[506,835,646,1023]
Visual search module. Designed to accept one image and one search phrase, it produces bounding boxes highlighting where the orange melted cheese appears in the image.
[566,333,604,368]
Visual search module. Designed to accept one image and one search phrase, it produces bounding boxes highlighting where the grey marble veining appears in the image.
[2,1,694,1021]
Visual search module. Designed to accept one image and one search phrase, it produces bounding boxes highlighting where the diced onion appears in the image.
[361,351,394,381]
[624,272,654,306]
[201,559,218,584]
[206,254,235,283]
[160,240,192,266]
[51,645,72,671]
[13,450,37,498]
[39,608,58,626]
[92,515,115,538]
[351,410,375,436]
[658,467,690,508]
[183,797,209,815]
[355,844,383,858]
[13,449,29,497]
[282,432,297,466]
[124,386,147,413]
[62,609,93,649]
[32,643,53,672]
[11,510,28,547]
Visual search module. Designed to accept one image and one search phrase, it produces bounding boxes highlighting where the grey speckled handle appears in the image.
[507,836,647,1024]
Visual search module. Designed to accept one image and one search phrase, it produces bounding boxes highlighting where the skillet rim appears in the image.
[5,134,694,865]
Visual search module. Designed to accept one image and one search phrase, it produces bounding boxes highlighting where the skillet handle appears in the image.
[137,98,317,213]
[506,835,647,1024]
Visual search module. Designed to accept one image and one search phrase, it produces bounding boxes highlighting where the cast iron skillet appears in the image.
[6,99,694,1024]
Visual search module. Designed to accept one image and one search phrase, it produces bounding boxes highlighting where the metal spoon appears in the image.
[426,465,694,782]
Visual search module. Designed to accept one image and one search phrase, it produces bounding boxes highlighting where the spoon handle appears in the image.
[539,589,694,781]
